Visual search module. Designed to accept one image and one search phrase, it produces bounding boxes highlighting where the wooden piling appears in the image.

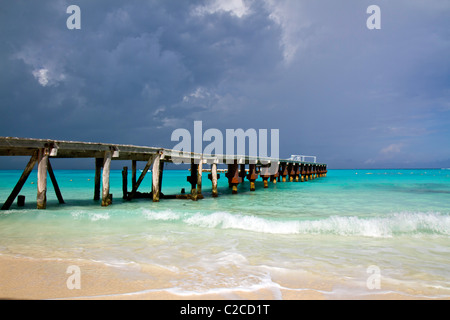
[152,154,161,202]
[187,161,198,200]
[37,147,49,209]
[101,151,112,207]
[197,158,203,196]
[227,161,240,194]
[132,160,137,190]
[1,151,38,210]
[210,163,218,197]
[158,160,164,196]
[122,166,128,199]
[239,164,246,182]
[94,158,102,201]
[247,164,258,191]
[294,163,300,182]
[260,166,270,189]
[288,163,295,182]
[17,195,25,207]
[281,163,288,182]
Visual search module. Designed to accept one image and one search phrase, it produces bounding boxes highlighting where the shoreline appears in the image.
[1,254,446,300]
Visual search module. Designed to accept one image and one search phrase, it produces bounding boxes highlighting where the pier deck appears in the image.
[0,137,327,209]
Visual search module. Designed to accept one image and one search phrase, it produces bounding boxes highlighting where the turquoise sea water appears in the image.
[0,169,449,298]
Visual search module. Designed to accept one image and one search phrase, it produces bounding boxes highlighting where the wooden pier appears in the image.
[0,137,327,210]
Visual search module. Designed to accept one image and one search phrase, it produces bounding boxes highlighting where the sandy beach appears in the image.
[0,254,322,300]
[1,254,444,300]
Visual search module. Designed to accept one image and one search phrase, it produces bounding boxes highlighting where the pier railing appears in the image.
[289,155,317,163]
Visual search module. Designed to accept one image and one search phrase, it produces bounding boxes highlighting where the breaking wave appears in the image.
[142,209,450,238]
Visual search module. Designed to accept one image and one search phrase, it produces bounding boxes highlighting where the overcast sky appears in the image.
[1,0,449,169]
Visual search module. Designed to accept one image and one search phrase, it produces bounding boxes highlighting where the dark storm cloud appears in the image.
[1,0,449,169]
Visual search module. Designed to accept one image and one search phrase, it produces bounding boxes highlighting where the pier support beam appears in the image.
[294,163,300,182]
[187,161,201,201]
[132,160,137,190]
[208,162,219,198]
[239,163,246,185]
[226,161,241,194]
[122,167,128,199]
[158,160,164,196]
[197,158,203,196]
[48,159,64,204]
[191,161,202,200]
[37,147,49,209]
[101,151,112,207]
[260,166,270,189]
[288,163,295,182]
[94,158,102,201]
[128,155,156,201]
[152,153,161,202]
[1,151,38,210]
[280,162,287,182]
[247,164,258,191]
[270,162,279,184]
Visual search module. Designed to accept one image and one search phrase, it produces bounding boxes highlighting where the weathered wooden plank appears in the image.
[1,150,38,210]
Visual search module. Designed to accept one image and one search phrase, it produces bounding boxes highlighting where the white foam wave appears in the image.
[143,210,449,237]
[70,210,110,221]
[294,213,449,237]
[135,207,450,237]
[89,212,110,221]
[143,209,181,221]
[185,211,300,234]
